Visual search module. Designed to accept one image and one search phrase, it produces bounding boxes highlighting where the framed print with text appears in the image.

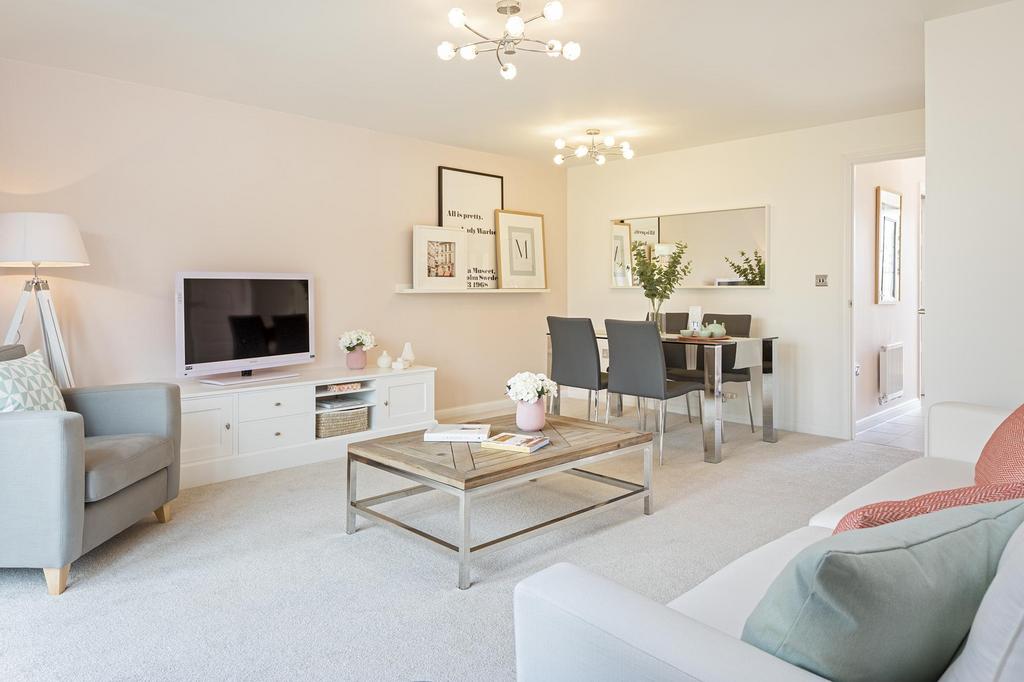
[495,210,547,289]
[438,166,504,289]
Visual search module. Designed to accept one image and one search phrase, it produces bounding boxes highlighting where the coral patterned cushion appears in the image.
[834,482,1024,534]
[975,403,1024,485]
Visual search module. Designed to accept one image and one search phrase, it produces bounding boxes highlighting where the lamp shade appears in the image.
[0,212,90,267]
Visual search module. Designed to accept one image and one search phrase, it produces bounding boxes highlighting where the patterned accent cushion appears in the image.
[0,350,66,412]
[834,481,1024,534]
[976,403,1024,485]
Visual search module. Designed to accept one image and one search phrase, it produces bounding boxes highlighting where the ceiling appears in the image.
[0,0,1006,161]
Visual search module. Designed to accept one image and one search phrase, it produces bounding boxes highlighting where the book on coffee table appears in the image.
[480,433,550,453]
[423,423,491,443]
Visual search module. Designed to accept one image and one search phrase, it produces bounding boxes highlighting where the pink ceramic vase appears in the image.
[346,347,367,370]
[516,399,546,432]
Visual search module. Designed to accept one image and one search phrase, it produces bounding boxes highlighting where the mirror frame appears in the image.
[875,187,902,305]
[611,205,771,290]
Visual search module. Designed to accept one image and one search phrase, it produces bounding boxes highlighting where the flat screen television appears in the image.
[175,272,315,385]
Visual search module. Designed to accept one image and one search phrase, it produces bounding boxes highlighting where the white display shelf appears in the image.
[395,285,550,294]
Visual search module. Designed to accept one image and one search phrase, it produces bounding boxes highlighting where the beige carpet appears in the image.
[0,408,917,681]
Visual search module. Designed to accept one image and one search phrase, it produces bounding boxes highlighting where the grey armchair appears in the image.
[0,344,181,595]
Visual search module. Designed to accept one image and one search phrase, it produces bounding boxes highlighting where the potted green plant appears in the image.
[630,242,692,333]
[724,249,766,286]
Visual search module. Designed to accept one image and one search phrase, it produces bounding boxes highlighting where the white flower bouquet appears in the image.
[505,371,558,405]
[338,329,376,352]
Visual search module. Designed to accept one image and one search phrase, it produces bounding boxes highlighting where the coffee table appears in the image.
[345,414,653,589]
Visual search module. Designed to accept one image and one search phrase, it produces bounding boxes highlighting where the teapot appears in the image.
[704,320,728,338]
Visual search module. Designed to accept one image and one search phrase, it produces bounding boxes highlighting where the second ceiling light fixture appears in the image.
[436,1,580,80]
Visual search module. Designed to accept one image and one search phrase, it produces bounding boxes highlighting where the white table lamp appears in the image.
[0,212,90,387]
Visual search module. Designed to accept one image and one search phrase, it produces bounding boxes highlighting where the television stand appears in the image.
[199,369,300,386]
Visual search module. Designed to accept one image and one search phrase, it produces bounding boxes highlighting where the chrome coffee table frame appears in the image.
[346,443,653,590]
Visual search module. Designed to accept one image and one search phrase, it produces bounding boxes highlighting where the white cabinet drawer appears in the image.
[237,386,312,422]
[238,414,313,454]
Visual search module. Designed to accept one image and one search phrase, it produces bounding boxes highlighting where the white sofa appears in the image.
[514,402,1018,681]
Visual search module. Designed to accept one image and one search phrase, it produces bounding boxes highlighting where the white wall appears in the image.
[567,111,925,438]
[925,0,1024,409]
[853,157,925,424]
[0,59,567,410]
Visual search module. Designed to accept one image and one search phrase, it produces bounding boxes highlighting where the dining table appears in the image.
[547,332,779,464]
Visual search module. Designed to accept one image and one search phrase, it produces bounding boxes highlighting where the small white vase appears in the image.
[400,342,415,366]
[377,350,392,368]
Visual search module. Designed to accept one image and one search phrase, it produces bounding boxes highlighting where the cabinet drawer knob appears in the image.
[274,431,282,437]
[274,402,282,407]
[225,423,231,430]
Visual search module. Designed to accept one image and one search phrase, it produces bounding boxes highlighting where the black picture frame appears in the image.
[437,166,505,226]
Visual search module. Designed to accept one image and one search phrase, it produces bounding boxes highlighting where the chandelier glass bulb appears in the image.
[562,41,581,61]
[554,138,566,150]
[546,39,562,57]
[603,135,616,147]
[620,140,631,150]
[574,145,588,158]
[623,148,635,160]
[543,1,564,21]
[595,154,607,166]
[505,15,525,37]
[459,45,478,61]
[448,8,467,28]
[553,154,565,165]
[437,41,456,61]
[500,63,518,80]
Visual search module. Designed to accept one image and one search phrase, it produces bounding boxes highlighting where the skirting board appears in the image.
[180,419,436,489]
[855,398,921,435]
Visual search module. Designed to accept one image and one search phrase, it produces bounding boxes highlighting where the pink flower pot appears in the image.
[516,399,546,432]
[346,348,367,370]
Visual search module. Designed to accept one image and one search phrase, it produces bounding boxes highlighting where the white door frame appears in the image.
[841,144,926,440]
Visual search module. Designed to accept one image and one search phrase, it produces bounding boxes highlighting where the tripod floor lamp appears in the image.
[0,212,90,389]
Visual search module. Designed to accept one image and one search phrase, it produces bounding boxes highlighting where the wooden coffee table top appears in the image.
[347,414,652,490]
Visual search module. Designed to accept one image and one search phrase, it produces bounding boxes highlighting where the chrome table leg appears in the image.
[346,456,357,534]
[702,345,724,464]
[643,445,653,515]
[458,492,471,590]
[754,338,778,443]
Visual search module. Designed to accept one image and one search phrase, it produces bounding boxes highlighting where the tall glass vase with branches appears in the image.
[630,242,692,333]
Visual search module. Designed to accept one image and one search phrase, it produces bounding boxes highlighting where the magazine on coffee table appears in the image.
[480,433,550,453]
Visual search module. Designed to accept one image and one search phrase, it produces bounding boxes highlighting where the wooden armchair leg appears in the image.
[43,565,69,596]
[154,503,172,523]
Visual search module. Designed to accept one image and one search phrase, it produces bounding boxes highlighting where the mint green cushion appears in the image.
[741,499,1024,682]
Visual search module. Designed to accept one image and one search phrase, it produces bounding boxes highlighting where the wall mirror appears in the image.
[875,188,902,304]
[612,206,769,288]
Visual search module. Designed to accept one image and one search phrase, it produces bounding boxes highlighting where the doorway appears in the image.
[850,156,926,452]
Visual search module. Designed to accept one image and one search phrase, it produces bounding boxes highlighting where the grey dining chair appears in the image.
[546,316,608,421]
[604,320,705,463]
[668,313,756,433]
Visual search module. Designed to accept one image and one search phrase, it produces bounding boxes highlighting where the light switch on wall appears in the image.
[815,274,829,287]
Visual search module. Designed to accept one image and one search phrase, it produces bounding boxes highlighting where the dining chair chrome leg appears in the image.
[552,386,561,416]
[593,390,600,421]
[636,397,643,430]
[604,391,611,423]
[686,394,693,424]
[746,383,756,433]
[659,399,667,465]
[698,395,707,452]
[587,390,594,421]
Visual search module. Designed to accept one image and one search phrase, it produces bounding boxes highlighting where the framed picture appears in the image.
[438,166,504,289]
[875,187,902,304]
[495,210,547,289]
[624,216,658,285]
[413,225,468,291]
[610,222,632,287]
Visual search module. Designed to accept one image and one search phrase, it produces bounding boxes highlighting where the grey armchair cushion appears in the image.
[0,344,27,362]
[84,435,174,503]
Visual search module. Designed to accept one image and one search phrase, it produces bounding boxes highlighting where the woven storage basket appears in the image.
[316,407,369,438]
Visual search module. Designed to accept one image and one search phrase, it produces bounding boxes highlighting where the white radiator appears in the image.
[878,342,905,404]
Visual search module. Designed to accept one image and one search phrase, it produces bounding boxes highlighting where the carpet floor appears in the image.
[0,408,916,681]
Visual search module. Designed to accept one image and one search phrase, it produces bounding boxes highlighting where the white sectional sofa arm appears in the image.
[927,402,1011,462]
[514,563,824,682]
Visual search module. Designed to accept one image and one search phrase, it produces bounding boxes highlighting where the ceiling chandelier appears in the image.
[553,129,635,166]
[436,1,580,81]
